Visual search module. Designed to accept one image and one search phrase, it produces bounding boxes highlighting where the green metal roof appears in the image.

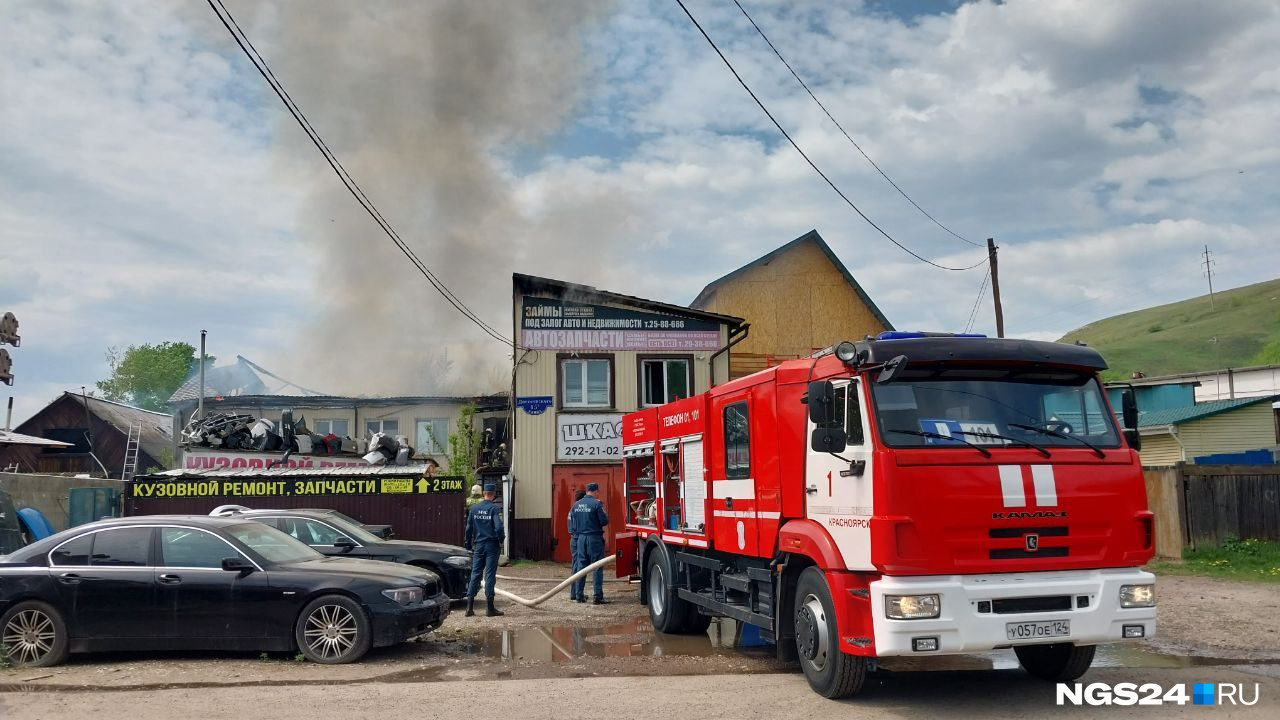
[1137,395,1278,428]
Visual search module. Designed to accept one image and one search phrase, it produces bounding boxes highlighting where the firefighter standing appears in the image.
[569,482,610,604]
[465,483,484,510]
[464,483,505,617]
[567,488,587,602]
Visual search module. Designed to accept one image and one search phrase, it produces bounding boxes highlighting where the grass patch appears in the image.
[1147,537,1280,583]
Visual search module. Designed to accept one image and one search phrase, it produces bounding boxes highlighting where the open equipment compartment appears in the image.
[621,408,659,528]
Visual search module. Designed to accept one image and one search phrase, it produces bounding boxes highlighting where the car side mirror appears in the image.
[221,557,254,573]
[806,380,837,425]
[1120,388,1141,451]
[334,537,356,551]
[811,427,847,454]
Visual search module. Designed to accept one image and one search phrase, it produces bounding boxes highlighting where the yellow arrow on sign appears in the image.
[417,478,430,493]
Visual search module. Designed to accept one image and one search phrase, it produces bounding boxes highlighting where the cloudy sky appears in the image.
[2,0,1278,423]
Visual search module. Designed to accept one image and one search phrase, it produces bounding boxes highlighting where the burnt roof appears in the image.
[513,273,743,327]
[15,393,173,462]
[855,336,1108,371]
[690,229,893,330]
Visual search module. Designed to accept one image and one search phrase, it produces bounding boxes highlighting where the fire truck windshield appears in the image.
[870,367,1121,450]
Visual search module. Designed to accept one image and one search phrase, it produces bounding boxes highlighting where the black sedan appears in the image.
[215,508,473,599]
[0,516,450,668]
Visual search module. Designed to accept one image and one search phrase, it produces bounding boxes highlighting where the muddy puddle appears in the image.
[4,619,1277,693]
[457,616,773,663]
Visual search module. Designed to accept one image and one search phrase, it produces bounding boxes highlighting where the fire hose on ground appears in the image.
[483,555,617,608]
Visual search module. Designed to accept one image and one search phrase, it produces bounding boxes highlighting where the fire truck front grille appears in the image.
[990,546,1069,559]
[987,526,1069,539]
[990,595,1072,614]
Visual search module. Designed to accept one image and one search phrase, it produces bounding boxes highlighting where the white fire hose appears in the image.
[483,555,616,608]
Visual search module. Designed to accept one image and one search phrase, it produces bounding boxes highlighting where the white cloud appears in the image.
[3,0,1280,423]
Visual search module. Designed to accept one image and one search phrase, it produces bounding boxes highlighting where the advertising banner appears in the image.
[521,297,721,351]
[556,413,624,461]
[131,474,466,499]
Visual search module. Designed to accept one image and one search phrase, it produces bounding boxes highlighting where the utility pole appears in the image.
[987,237,1004,338]
[198,329,207,421]
[1202,245,1216,309]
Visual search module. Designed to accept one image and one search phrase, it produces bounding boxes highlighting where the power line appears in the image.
[675,0,986,272]
[205,0,513,347]
[732,0,979,248]
[963,266,990,333]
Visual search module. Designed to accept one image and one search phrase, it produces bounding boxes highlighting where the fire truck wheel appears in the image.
[794,567,865,699]
[645,551,698,634]
[1014,643,1096,681]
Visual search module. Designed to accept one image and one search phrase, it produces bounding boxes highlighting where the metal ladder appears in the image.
[121,420,142,481]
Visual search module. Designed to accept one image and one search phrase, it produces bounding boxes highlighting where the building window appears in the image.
[365,419,400,438]
[723,401,751,479]
[312,419,349,437]
[416,418,451,455]
[640,358,691,406]
[561,357,612,408]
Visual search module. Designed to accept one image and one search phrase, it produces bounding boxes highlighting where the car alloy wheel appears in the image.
[2,609,56,666]
[303,603,359,661]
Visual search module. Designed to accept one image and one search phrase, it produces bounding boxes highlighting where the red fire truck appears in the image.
[615,332,1155,698]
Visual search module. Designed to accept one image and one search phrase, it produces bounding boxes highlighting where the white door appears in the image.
[805,380,875,570]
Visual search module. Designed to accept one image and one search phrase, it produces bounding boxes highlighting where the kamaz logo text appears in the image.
[992,510,1067,520]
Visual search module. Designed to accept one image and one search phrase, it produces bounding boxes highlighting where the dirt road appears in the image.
[4,666,1279,720]
[1,566,1277,713]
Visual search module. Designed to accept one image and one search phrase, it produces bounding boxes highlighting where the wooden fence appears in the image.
[1181,464,1280,548]
[1146,463,1280,556]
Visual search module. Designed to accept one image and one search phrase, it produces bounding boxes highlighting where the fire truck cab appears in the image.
[616,332,1156,698]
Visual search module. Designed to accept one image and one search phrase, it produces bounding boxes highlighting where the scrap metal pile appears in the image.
[181,410,416,466]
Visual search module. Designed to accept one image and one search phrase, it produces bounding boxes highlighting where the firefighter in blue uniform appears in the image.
[569,482,610,604]
[464,482,505,617]
[567,488,587,602]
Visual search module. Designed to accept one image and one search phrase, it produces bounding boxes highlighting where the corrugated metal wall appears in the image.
[126,491,465,546]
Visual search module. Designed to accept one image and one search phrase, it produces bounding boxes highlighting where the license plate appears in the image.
[1006,619,1070,641]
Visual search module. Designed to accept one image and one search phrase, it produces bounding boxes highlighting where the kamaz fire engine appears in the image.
[616,332,1155,698]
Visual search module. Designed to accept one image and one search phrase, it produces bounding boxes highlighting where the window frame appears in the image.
[637,354,694,407]
[268,516,365,548]
[722,400,752,480]
[313,419,350,438]
[415,417,452,455]
[157,525,254,570]
[47,527,153,568]
[556,353,615,410]
[364,418,400,438]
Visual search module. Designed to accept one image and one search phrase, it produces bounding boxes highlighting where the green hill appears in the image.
[1059,277,1280,381]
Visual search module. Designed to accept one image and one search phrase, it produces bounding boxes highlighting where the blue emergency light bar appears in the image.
[877,331,987,341]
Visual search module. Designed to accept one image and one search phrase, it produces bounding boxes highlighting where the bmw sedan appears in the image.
[0,516,450,668]
[214,508,472,599]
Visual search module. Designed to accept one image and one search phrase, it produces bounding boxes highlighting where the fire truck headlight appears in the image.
[1119,584,1155,608]
[885,594,941,619]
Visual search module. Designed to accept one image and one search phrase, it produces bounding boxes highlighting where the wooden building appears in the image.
[0,393,172,478]
[691,230,892,379]
[1137,395,1280,466]
[510,273,743,560]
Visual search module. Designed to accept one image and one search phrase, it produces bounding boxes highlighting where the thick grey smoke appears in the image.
[234,0,613,396]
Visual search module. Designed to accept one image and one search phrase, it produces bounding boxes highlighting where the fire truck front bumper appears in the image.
[867,568,1156,656]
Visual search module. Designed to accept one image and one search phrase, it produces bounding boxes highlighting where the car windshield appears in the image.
[321,514,382,545]
[225,523,322,565]
[870,367,1121,450]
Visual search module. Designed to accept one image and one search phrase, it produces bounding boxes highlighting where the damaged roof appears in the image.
[513,273,744,327]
